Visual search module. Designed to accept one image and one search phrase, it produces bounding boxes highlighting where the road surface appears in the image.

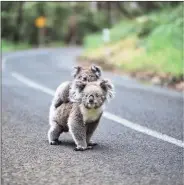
[2,48,184,185]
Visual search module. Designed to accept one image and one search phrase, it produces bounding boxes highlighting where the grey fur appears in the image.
[48,79,114,151]
[53,65,102,108]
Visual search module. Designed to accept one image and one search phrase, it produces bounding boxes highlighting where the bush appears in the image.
[81,5,183,76]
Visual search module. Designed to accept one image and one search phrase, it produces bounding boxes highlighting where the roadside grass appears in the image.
[2,39,65,52]
[2,39,32,52]
[46,41,65,47]
[81,5,183,77]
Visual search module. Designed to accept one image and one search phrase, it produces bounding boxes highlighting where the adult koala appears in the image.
[48,79,115,151]
[52,65,102,109]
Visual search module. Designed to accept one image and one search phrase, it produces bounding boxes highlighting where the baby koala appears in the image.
[52,65,102,109]
[48,79,115,151]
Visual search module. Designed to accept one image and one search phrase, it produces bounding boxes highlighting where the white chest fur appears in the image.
[80,105,104,123]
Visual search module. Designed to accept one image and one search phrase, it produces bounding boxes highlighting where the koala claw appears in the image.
[49,139,62,145]
[87,146,93,149]
[88,142,97,146]
[74,146,93,151]
[74,147,85,151]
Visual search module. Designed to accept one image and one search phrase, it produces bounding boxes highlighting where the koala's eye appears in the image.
[96,94,99,97]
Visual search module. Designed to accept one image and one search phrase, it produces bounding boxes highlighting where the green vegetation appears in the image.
[82,5,183,77]
[2,39,65,52]
[2,2,183,77]
[1,2,112,47]
[2,39,31,52]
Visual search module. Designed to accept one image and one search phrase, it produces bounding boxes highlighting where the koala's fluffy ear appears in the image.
[72,66,82,78]
[91,64,102,78]
[100,79,115,101]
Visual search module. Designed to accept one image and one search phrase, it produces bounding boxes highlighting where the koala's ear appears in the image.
[72,66,82,78]
[91,64,102,78]
[100,79,115,101]
[75,80,87,92]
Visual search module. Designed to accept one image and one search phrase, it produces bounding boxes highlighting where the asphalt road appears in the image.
[2,48,184,185]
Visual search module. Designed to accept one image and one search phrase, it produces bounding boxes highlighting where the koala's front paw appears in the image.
[88,142,98,146]
[74,146,93,151]
[49,139,62,145]
[74,147,85,151]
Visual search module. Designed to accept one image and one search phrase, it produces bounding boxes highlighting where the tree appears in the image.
[13,2,24,43]
[116,2,132,18]
[107,2,112,28]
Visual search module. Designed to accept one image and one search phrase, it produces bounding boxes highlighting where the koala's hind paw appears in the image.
[49,139,62,145]
[74,146,93,151]
[87,146,93,149]
[74,147,85,151]
[88,142,98,147]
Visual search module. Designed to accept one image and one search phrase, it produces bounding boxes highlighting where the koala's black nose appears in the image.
[83,77,87,81]
[89,95,94,103]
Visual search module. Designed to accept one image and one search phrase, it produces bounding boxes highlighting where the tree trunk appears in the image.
[116,2,132,18]
[65,15,77,45]
[107,2,112,28]
[13,2,24,43]
[90,2,97,13]
[137,2,158,12]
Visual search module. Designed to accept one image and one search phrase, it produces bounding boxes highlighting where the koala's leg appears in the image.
[48,121,63,145]
[68,121,90,151]
[86,121,99,147]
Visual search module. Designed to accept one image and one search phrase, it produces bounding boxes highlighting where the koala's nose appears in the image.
[83,77,87,81]
[89,95,94,103]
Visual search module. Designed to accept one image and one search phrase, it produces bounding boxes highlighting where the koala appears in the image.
[52,65,102,109]
[48,79,115,151]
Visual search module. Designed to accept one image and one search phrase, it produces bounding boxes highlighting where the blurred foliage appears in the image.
[81,4,183,76]
[1,2,110,46]
[2,39,31,51]
[2,1,180,47]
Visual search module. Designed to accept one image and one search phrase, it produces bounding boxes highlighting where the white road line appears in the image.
[104,112,184,148]
[11,72,184,148]
[2,50,50,72]
[2,57,6,71]
[12,72,55,96]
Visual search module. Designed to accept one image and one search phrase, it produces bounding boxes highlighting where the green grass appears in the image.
[2,40,65,52]
[2,39,32,52]
[82,5,183,77]
[83,20,136,49]
[46,41,65,47]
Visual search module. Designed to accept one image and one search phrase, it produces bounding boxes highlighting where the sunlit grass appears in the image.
[82,5,183,77]
[2,39,65,52]
[2,39,32,52]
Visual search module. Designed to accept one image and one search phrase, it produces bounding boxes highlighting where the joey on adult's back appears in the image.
[53,65,102,109]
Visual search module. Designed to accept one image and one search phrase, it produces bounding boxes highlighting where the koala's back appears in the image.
[55,81,72,103]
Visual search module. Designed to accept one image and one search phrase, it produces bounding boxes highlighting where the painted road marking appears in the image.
[2,50,50,71]
[11,72,184,148]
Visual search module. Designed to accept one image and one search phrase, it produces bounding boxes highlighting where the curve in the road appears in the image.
[11,71,184,148]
